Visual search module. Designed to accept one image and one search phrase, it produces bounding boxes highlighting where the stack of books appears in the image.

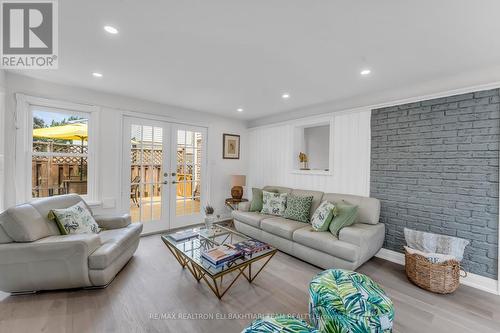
[233,239,271,255]
[201,244,242,267]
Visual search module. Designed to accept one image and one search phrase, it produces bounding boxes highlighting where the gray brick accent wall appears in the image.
[371,89,499,279]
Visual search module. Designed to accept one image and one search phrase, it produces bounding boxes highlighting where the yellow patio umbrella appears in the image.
[32,123,88,180]
[32,123,88,141]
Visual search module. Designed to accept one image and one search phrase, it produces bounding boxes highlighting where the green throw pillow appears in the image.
[250,188,263,212]
[49,201,101,235]
[249,188,277,212]
[283,194,314,223]
[311,201,338,231]
[329,203,358,236]
[261,191,288,216]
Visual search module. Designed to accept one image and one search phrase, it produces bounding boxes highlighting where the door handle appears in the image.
[162,181,168,185]
[171,172,176,176]
[172,181,178,184]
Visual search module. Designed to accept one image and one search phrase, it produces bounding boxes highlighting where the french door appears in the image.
[122,116,207,234]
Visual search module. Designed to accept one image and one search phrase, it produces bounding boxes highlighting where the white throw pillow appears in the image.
[50,201,100,235]
[311,201,337,231]
[261,191,287,216]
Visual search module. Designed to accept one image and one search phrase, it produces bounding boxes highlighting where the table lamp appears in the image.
[231,175,246,200]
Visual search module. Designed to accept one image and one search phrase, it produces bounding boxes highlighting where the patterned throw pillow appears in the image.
[311,201,337,231]
[283,194,314,223]
[328,202,358,236]
[250,188,277,212]
[49,201,101,235]
[261,191,288,216]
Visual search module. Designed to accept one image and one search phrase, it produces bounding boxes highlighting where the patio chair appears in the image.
[130,175,141,207]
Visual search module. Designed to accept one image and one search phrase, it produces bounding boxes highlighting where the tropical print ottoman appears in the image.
[309,269,394,333]
[242,315,319,333]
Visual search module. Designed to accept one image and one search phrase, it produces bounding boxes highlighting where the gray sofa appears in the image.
[232,186,384,270]
[0,194,143,294]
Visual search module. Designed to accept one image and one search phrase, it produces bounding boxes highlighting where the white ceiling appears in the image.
[11,0,500,120]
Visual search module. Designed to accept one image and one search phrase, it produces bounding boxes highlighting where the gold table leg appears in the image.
[163,237,277,299]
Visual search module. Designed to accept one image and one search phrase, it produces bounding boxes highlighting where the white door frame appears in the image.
[121,116,171,234]
[121,115,208,234]
[169,123,208,229]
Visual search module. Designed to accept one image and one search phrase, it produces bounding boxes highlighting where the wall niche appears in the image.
[292,116,333,175]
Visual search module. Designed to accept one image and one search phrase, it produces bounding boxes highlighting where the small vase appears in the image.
[205,214,214,229]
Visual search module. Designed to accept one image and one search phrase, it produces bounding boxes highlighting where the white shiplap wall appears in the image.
[248,109,371,196]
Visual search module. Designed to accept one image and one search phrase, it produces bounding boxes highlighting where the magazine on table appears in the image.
[201,244,243,266]
[233,239,271,255]
[168,230,198,242]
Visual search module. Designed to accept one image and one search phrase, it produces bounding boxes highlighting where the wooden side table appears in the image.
[225,198,248,211]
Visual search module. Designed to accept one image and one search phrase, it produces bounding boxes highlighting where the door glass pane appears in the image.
[130,124,164,223]
[176,129,203,217]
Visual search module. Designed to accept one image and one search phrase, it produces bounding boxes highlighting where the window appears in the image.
[31,107,91,198]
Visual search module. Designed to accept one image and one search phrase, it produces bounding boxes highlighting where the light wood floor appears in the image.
[130,198,201,223]
[1,235,499,333]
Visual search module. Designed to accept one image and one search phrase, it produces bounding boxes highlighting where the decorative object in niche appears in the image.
[299,152,309,170]
[223,133,240,159]
[292,117,333,174]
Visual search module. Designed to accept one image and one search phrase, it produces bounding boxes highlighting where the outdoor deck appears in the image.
[130,198,201,222]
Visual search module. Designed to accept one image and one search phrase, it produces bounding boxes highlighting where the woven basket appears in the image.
[404,249,466,294]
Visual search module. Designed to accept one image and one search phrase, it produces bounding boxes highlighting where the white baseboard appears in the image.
[375,248,500,295]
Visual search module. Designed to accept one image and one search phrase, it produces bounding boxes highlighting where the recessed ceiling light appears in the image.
[360,69,371,76]
[237,108,244,112]
[104,25,119,34]
[92,72,103,78]
[282,93,290,99]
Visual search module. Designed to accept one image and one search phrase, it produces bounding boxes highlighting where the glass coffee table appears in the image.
[161,225,277,299]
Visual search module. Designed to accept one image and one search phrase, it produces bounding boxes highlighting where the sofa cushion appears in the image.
[283,193,313,223]
[261,191,288,216]
[311,201,336,232]
[261,217,307,240]
[291,189,324,218]
[50,201,100,235]
[328,203,358,236]
[4,204,53,242]
[31,194,92,235]
[232,211,272,228]
[250,188,278,212]
[88,223,143,270]
[250,188,262,212]
[293,226,359,262]
[37,233,102,256]
[322,193,380,225]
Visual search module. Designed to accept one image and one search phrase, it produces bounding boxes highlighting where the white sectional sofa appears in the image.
[232,186,384,270]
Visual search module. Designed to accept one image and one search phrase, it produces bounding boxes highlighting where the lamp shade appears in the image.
[231,175,246,187]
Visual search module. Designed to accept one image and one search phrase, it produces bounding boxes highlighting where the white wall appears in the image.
[3,73,247,217]
[248,109,371,196]
[304,125,330,170]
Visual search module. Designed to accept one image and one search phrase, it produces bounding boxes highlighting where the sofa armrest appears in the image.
[94,214,131,230]
[338,223,385,263]
[237,201,251,212]
[0,234,100,292]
